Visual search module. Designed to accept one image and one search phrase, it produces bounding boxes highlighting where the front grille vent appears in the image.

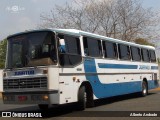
[3,77,47,90]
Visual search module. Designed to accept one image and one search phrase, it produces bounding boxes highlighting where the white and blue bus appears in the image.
[2,28,159,110]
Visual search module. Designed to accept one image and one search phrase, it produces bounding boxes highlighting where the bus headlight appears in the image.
[3,96,7,100]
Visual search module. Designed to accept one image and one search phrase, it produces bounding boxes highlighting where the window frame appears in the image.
[141,48,150,62]
[83,36,103,58]
[130,46,141,62]
[118,44,131,61]
[149,50,156,63]
[57,33,82,67]
[102,40,118,59]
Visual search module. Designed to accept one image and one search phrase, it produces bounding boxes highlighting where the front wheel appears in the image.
[141,81,148,97]
[77,86,87,110]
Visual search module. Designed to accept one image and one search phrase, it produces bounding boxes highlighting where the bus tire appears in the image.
[38,104,48,110]
[77,86,86,110]
[86,88,94,108]
[141,81,148,97]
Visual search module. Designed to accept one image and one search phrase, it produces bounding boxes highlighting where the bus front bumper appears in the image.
[2,90,59,104]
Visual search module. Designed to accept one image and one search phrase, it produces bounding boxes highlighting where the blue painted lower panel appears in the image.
[148,80,158,89]
[85,77,142,98]
[85,75,158,99]
[84,58,158,99]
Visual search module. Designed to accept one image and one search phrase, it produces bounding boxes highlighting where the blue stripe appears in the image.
[84,58,158,98]
[151,66,158,70]
[148,80,158,89]
[98,63,138,69]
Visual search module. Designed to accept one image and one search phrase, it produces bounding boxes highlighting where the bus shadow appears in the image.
[94,92,155,107]
[0,103,80,118]
[0,92,156,118]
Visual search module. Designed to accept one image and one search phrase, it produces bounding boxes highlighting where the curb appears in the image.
[150,87,160,91]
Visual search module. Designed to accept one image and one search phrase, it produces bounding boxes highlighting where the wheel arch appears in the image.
[77,81,94,108]
[78,81,93,97]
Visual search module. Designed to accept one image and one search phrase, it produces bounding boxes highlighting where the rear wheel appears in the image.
[141,81,148,97]
[38,104,48,110]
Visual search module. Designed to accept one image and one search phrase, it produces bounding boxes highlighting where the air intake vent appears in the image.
[3,77,47,90]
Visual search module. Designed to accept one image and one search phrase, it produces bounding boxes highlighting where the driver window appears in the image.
[58,35,66,53]
[59,39,66,53]
[58,34,82,67]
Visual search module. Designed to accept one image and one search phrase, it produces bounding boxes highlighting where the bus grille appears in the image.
[3,77,47,89]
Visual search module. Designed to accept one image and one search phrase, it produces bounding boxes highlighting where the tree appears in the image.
[0,39,7,69]
[134,38,155,46]
[39,0,160,42]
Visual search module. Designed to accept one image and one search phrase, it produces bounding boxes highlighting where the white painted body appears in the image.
[57,58,159,104]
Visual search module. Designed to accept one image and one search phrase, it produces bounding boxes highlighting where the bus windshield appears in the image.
[6,31,57,69]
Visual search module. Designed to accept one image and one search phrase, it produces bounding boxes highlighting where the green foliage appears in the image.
[0,39,7,69]
[134,38,155,46]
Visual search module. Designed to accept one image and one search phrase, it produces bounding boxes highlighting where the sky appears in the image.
[0,0,160,41]
[0,0,71,40]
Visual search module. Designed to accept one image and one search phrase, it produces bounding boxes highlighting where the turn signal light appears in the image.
[3,96,7,100]
[43,70,48,74]
[42,95,49,101]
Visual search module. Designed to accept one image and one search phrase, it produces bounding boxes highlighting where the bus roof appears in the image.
[7,28,155,50]
[51,28,155,50]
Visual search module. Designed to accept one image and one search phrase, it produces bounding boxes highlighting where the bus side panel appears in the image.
[58,64,86,104]
[58,74,75,104]
[148,80,159,90]
[83,58,159,99]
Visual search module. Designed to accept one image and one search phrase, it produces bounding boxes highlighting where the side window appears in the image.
[64,35,81,55]
[142,49,150,62]
[83,37,102,57]
[150,50,156,62]
[58,35,81,55]
[102,41,117,59]
[118,44,130,60]
[58,34,82,66]
[131,46,141,61]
